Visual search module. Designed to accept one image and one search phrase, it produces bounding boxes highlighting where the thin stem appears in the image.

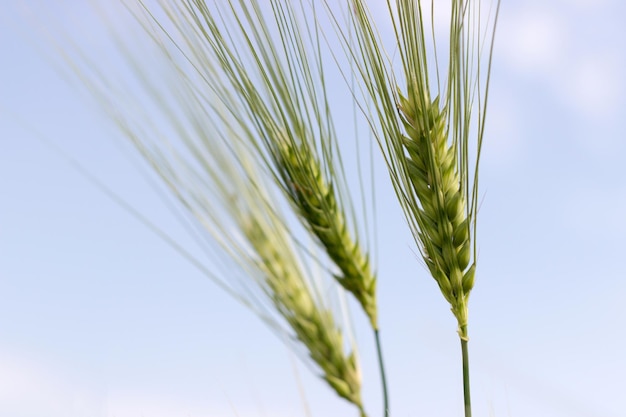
[374,329,389,417]
[461,337,472,417]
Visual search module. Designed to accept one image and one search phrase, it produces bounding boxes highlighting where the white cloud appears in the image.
[0,352,104,417]
[498,5,568,76]
[0,351,292,417]
[498,2,625,124]
[107,394,212,417]
[554,0,615,10]
[558,53,623,120]
[106,390,298,417]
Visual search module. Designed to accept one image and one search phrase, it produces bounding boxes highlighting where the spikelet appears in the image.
[244,216,366,413]
[275,139,378,329]
[398,87,475,340]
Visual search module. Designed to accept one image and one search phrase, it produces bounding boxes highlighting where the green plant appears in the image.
[346,1,500,414]
[61,0,499,416]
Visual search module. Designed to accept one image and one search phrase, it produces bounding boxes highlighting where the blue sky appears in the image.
[1,1,626,417]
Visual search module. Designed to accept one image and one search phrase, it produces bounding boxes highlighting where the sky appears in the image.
[1,1,626,417]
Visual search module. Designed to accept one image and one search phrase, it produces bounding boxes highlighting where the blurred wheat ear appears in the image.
[244,211,365,414]
[341,0,500,416]
[60,0,388,415]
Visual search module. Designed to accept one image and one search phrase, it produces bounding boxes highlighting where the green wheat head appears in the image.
[244,214,365,412]
[276,139,377,328]
[345,0,499,339]
[56,0,499,415]
[398,90,474,338]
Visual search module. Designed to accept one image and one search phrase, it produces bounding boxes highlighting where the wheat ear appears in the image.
[398,91,474,339]
[341,1,500,415]
[275,139,378,330]
[244,216,366,415]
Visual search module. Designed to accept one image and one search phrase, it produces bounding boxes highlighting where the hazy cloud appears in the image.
[0,352,103,417]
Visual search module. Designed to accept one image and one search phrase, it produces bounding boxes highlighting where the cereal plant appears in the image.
[54,0,500,416]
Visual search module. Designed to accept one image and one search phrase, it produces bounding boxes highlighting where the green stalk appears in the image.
[461,336,471,417]
[374,329,389,417]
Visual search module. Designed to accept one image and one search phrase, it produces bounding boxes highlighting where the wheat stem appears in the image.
[461,337,471,417]
[374,329,389,417]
